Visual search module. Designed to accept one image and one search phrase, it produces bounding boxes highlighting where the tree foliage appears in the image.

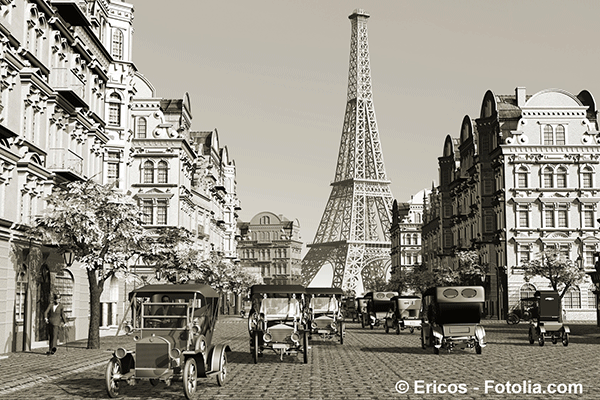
[32,179,145,349]
[434,250,488,286]
[405,263,441,295]
[521,249,586,299]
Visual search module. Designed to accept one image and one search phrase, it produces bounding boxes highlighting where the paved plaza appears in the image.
[1,316,599,399]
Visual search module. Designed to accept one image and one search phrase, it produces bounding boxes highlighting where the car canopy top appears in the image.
[306,287,344,296]
[363,291,398,301]
[129,283,219,301]
[250,284,306,296]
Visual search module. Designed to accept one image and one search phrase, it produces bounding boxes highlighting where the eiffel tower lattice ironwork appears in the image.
[302,9,394,295]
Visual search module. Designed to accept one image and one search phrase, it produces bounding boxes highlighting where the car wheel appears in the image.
[507,313,519,325]
[216,349,227,386]
[528,328,535,344]
[552,337,557,345]
[562,332,569,347]
[433,345,439,355]
[183,357,198,400]
[361,316,365,328]
[420,330,426,350]
[340,322,345,345]
[303,331,309,364]
[149,379,159,386]
[105,357,121,398]
[409,327,415,334]
[475,344,482,354]
[252,332,259,364]
[384,323,389,334]
[538,335,545,347]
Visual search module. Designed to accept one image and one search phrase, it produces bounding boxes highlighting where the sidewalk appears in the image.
[0,315,244,396]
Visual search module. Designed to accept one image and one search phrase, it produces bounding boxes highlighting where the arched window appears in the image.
[108,93,121,125]
[582,166,593,189]
[517,166,528,188]
[588,288,596,309]
[555,125,565,145]
[55,269,74,319]
[157,161,168,183]
[112,29,123,60]
[563,286,581,308]
[543,125,553,145]
[15,269,27,323]
[556,166,567,188]
[136,117,147,138]
[543,166,554,188]
[520,283,536,299]
[143,160,154,183]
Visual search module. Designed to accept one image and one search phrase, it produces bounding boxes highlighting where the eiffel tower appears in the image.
[302,9,394,295]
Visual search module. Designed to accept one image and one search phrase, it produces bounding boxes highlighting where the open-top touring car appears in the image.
[384,295,422,334]
[306,287,345,344]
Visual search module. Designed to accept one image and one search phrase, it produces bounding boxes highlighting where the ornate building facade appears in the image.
[422,87,599,322]
[0,0,240,353]
[237,212,303,285]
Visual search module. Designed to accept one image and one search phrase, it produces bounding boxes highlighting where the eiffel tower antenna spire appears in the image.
[302,9,394,295]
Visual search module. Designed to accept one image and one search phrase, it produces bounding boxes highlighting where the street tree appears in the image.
[139,226,195,283]
[405,263,441,295]
[521,249,586,299]
[32,179,145,349]
[434,250,488,286]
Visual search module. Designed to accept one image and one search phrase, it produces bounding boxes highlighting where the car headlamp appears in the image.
[291,332,300,344]
[263,332,272,343]
[311,321,318,329]
[115,348,127,359]
[191,324,201,335]
[330,321,337,330]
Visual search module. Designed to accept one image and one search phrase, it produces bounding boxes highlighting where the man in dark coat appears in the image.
[44,293,67,355]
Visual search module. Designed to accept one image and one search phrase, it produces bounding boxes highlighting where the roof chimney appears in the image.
[516,87,526,108]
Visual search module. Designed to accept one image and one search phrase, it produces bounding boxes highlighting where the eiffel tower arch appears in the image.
[302,9,394,295]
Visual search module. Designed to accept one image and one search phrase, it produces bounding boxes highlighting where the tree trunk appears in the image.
[87,268,104,349]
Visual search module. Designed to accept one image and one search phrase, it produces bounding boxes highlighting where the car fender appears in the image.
[474,325,486,347]
[208,343,232,373]
[562,325,570,334]
[539,325,547,335]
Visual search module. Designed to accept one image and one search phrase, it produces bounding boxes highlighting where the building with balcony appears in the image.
[422,87,600,322]
[237,212,303,285]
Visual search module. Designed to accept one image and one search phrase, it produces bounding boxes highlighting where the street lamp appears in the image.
[587,252,600,327]
[62,249,75,267]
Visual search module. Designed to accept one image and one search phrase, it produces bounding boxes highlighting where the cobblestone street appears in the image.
[1,317,599,399]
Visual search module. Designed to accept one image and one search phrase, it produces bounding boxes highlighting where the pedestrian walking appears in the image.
[44,293,67,355]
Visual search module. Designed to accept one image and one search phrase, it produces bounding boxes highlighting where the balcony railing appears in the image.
[50,68,87,108]
[47,148,83,178]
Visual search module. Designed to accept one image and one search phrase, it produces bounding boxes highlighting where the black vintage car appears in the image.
[247,285,309,363]
[105,284,230,399]
[527,290,569,346]
[420,286,486,354]
[363,291,398,329]
[384,295,422,334]
[306,287,345,344]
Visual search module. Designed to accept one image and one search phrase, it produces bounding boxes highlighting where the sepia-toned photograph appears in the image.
[1,1,599,399]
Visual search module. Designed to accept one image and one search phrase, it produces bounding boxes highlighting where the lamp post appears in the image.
[62,249,75,267]
[588,252,600,327]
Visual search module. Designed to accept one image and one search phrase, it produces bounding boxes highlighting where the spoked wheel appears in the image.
[433,344,440,355]
[384,323,389,334]
[360,316,365,328]
[149,379,159,386]
[395,323,400,335]
[552,337,558,345]
[538,335,545,347]
[420,330,426,349]
[303,331,309,364]
[105,357,121,398]
[339,322,345,345]
[409,327,415,334]
[528,328,535,344]
[507,313,519,325]
[252,332,259,364]
[216,350,227,386]
[183,357,198,400]
[475,344,482,354]
[562,332,569,346]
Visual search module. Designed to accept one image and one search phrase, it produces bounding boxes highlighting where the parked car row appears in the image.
[104,284,570,398]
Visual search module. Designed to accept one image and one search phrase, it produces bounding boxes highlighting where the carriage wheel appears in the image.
[105,357,121,398]
[252,332,259,364]
[216,350,227,386]
[183,358,197,400]
[507,313,519,325]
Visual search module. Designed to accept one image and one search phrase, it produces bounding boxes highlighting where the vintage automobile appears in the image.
[105,284,230,399]
[247,285,309,363]
[384,295,422,334]
[420,286,486,354]
[342,296,358,322]
[306,287,345,344]
[506,296,537,325]
[527,290,569,347]
[363,291,398,329]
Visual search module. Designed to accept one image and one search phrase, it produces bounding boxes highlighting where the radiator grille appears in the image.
[268,325,293,343]
[136,342,169,369]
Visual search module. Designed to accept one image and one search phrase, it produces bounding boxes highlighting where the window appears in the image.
[582,166,593,188]
[520,283,536,299]
[15,270,27,323]
[143,160,154,183]
[106,152,120,188]
[157,161,168,183]
[556,125,565,145]
[142,200,153,224]
[563,286,581,308]
[543,167,553,188]
[588,288,597,309]
[517,205,529,228]
[157,200,167,225]
[517,167,528,188]
[544,208,555,227]
[108,93,121,125]
[112,29,123,60]
[556,167,567,188]
[517,245,530,265]
[585,245,596,267]
[543,125,553,145]
[583,205,595,228]
[557,206,568,228]
[54,269,74,319]
[137,117,147,138]
[259,216,270,225]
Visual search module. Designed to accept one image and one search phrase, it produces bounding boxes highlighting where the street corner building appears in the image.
[420,87,599,322]
[0,1,240,353]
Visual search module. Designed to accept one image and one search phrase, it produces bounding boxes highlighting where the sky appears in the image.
[129,0,600,258]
